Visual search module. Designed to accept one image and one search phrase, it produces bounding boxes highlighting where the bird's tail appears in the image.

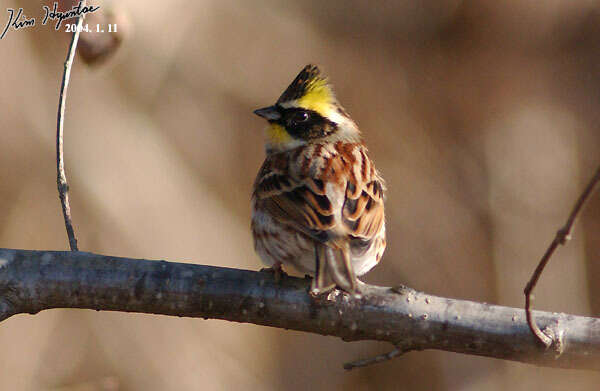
[311,242,358,295]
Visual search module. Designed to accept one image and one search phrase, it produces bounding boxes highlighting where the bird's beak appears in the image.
[253,105,281,121]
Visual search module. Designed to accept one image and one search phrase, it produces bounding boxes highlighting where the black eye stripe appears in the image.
[281,108,317,122]
[269,106,337,141]
[276,107,337,140]
[291,111,309,123]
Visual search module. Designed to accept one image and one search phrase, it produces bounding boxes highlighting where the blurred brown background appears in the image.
[1,0,600,389]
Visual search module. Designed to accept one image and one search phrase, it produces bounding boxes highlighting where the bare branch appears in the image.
[0,248,599,370]
[524,165,600,347]
[56,0,87,251]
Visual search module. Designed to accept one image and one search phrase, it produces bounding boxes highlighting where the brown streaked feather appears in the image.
[260,185,336,238]
[254,143,385,248]
[342,179,385,240]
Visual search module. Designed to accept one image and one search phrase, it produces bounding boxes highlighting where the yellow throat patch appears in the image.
[265,123,293,146]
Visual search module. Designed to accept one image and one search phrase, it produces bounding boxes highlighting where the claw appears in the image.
[260,261,286,283]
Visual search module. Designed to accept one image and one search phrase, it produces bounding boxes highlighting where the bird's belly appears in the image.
[252,209,384,277]
[252,210,316,274]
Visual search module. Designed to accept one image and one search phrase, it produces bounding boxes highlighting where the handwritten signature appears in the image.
[1,1,99,40]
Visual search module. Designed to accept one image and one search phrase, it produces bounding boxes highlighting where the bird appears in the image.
[251,64,386,295]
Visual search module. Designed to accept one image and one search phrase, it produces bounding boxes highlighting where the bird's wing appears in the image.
[342,174,385,241]
[254,145,385,244]
[255,172,336,242]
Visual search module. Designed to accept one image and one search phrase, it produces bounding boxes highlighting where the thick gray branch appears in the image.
[0,248,598,370]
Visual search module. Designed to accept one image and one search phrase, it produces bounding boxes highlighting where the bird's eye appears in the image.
[291,111,309,123]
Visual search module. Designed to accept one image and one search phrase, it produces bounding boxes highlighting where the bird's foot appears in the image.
[260,261,286,283]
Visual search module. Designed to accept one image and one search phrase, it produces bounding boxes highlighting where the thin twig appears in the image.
[344,346,409,370]
[56,1,87,251]
[524,165,600,347]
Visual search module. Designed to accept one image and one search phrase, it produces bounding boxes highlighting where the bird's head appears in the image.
[254,64,360,154]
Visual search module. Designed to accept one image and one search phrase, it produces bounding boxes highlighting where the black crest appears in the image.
[277,64,324,104]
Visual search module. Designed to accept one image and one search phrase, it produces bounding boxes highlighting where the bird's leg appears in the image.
[272,261,284,283]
